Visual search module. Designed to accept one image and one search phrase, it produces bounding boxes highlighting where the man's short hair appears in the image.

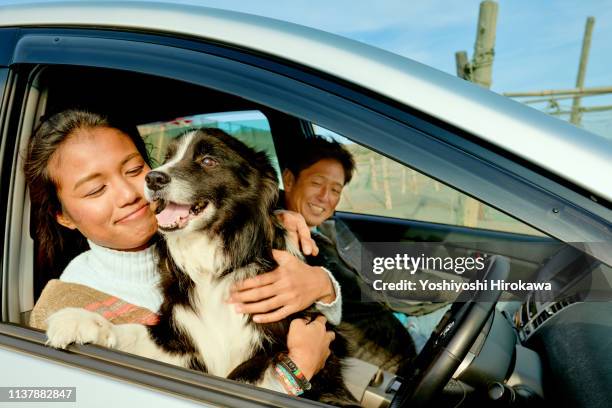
[285,135,355,184]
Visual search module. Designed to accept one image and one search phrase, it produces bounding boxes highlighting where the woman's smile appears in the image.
[115,203,150,224]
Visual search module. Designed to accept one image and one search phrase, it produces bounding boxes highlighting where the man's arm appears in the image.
[228,250,342,324]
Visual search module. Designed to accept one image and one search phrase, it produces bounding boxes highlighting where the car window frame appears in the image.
[0,67,6,318]
[0,26,610,406]
[1,65,27,323]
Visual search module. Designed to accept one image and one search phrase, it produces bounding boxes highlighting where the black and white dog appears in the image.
[47,128,355,405]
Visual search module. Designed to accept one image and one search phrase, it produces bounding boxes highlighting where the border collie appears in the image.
[47,128,356,406]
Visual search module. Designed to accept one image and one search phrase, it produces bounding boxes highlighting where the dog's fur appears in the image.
[46,128,356,405]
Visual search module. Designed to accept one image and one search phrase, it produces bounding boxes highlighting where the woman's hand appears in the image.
[274,210,319,256]
[286,315,335,380]
[229,249,336,323]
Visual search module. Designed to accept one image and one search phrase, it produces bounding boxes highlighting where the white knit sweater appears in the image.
[60,240,162,312]
[60,240,342,324]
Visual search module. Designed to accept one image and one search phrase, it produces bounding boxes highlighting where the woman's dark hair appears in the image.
[24,109,151,290]
[284,135,355,185]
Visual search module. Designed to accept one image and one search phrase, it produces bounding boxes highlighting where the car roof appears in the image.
[1,0,612,202]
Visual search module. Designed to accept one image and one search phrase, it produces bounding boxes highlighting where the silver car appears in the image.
[1,1,611,407]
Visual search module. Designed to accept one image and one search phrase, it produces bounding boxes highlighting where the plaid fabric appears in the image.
[29,279,159,330]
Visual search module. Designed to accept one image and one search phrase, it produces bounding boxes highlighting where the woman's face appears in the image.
[50,127,157,251]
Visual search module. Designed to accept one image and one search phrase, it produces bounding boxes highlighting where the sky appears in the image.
[2,0,611,138]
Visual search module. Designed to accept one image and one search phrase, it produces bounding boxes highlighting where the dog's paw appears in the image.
[46,308,117,349]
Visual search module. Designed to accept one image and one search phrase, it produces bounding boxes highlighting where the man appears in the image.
[284,136,422,373]
[232,135,418,374]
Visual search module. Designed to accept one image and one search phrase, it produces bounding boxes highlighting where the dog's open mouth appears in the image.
[151,199,208,231]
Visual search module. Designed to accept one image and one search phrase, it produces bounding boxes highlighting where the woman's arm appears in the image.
[261,315,335,395]
[286,315,335,379]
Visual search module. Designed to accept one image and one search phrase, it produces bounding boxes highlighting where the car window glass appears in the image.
[137,110,282,182]
[313,124,544,236]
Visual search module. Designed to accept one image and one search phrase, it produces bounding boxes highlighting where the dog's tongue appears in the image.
[156,202,190,226]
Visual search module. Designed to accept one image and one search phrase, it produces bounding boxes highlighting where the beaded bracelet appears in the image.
[274,363,303,396]
[277,353,312,392]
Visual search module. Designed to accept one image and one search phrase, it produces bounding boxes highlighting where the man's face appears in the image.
[283,158,346,227]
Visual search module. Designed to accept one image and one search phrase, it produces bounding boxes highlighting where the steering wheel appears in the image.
[389,255,510,408]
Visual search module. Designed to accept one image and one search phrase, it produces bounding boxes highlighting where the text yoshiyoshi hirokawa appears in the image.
[372,279,552,292]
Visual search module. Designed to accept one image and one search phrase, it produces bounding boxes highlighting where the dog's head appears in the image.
[144,128,279,236]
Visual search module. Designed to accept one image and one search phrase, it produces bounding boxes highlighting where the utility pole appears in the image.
[453,0,499,228]
[455,1,498,86]
[472,0,499,88]
[455,51,471,80]
[570,17,595,126]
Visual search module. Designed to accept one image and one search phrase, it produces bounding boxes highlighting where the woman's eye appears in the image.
[127,165,144,176]
[86,185,105,197]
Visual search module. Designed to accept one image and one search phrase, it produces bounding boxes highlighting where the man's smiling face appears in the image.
[283,158,346,227]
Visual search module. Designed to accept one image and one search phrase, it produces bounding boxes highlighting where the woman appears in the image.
[24,109,340,395]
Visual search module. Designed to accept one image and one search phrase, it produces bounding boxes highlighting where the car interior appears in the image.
[3,63,612,407]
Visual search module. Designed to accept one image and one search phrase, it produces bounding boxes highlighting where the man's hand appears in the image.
[274,210,319,256]
[287,315,335,380]
[229,250,335,323]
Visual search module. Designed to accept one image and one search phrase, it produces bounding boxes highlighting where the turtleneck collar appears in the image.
[86,240,158,285]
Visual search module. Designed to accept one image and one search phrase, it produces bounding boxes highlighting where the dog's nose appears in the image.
[145,171,171,191]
